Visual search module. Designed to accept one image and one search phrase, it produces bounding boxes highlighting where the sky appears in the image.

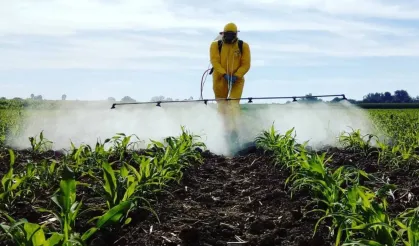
[1,0,419,102]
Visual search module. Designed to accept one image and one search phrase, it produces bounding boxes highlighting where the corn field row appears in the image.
[0,127,207,245]
[0,108,418,245]
[252,108,419,245]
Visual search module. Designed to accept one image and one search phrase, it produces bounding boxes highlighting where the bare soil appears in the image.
[0,146,418,246]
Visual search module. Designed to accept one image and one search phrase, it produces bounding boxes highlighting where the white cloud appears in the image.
[238,0,419,19]
[0,0,419,71]
[1,0,418,36]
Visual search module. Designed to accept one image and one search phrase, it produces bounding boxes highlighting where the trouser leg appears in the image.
[227,79,244,131]
[213,77,229,130]
[213,77,245,130]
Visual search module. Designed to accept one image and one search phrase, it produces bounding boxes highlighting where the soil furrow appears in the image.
[104,151,331,246]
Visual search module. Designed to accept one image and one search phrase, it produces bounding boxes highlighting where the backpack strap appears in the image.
[218,40,223,53]
[217,39,243,54]
[238,40,243,54]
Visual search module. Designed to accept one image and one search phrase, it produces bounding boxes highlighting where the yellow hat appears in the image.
[223,22,238,33]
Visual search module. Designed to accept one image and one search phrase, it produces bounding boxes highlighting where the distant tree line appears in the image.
[329,89,419,103]
[108,95,195,103]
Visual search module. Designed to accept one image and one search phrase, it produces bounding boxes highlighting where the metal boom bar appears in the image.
[110,94,347,109]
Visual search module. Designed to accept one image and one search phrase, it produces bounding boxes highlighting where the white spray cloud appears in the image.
[7,100,380,156]
[236,100,380,149]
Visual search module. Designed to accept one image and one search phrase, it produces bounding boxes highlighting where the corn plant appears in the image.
[145,126,206,183]
[288,151,368,216]
[368,109,419,166]
[67,142,102,175]
[394,206,419,246]
[33,159,60,190]
[313,183,401,245]
[35,164,84,245]
[35,161,140,244]
[28,131,53,154]
[128,153,168,193]
[108,133,143,161]
[102,161,135,208]
[255,125,307,171]
[0,108,23,146]
[0,149,26,210]
[0,164,84,246]
[167,126,206,165]
[254,124,284,153]
[376,139,418,167]
[0,215,64,246]
[338,128,377,157]
[0,163,131,245]
[86,160,138,227]
[80,200,136,242]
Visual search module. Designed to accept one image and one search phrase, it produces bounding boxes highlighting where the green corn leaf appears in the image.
[102,161,117,207]
[342,240,385,246]
[46,232,64,246]
[23,222,47,245]
[81,200,133,241]
[59,165,76,212]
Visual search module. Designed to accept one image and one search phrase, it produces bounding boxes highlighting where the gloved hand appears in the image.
[223,74,230,81]
[231,75,237,83]
[223,74,237,83]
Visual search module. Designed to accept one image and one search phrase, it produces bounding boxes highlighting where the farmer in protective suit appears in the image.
[209,22,251,150]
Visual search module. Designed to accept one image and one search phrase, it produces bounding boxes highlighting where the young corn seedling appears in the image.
[318,184,401,245]
[28,131,53,155]
[172,126,206,165]
[38,162,140,244]
[129,153,168,194]
[68,142,102,175]
[394,206,419,246]
[2,164,88,246]
[289,151,367,216]
[338,129,377,157]
[0,190,124,246]
[376,139,417,167]
[145,127,205,184]
[10,160,39,203]
[131,140,183,200]
[89,160,139,227]
[33,164,93,245]
[51,165,83,243]
[42,165,83,243]
[108,133,142,161]
[0,149,26,210]
[254,124,284,153]
[34,159,60,190]
[394,141,417,165]
[80,200,137,242]
[255,126,306,170]
[0,215,64,246]
[93,138,111,160]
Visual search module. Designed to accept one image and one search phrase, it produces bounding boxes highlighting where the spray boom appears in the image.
[110,94,347,109]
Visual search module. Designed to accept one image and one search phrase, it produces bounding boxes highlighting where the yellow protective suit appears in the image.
[210,22,251,132]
